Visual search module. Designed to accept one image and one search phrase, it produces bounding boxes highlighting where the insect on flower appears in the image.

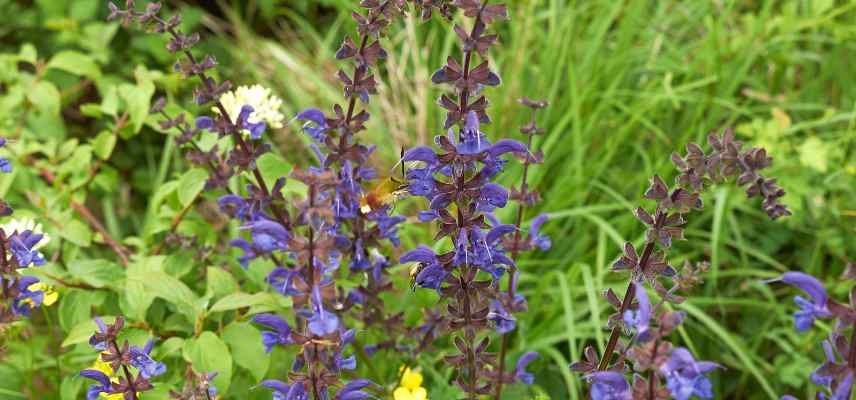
[359,149,410,214]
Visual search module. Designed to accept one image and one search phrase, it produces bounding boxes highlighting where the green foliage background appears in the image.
[0,0,855,398]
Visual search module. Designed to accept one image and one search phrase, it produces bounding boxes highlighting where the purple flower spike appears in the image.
[660,347,721,400]
[769,271,832,332]
[308,286,338,336]
[252,313,293,352]
[587,371,632,400]
[515,351,539,384]
[622,282,652,342]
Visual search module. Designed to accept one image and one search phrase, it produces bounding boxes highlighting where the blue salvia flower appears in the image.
[587,372,632,400]
[295,108,329,142]
[80,369,115,400]
[259,380,309,400]
[252,313,293,353]
[622,281,652,342]
[528,214,551,251]
[128,339,167,379]
[660,347,720,400]
[8,230,47,267]
[767,271,832,332]
[308,285,339,336]
[336,378,373,399]
[0,137,11,173]
[515,352,539,384]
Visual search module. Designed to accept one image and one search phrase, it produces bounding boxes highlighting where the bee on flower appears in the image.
[394,366,428,400]
[215,84,284,137]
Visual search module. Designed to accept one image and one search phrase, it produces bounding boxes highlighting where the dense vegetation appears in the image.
[0,1,854,399]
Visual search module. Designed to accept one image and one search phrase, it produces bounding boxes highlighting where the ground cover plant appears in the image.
[0,0,855,399]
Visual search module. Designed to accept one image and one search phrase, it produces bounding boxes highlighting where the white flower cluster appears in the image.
[216,84,285,135]
[0,217,50,248]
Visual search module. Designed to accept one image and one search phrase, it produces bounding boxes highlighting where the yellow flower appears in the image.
[394,367,427,400]
[90,354,114,376]
[216,84,284,135]
[400,367,423,390]
[24,282,58,307]
[394,386,427,400]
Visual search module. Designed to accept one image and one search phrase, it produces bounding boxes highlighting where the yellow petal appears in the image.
[393,387,413,400]
[412,387,428,400]
[401,368,423,390]
[43,289,58,306]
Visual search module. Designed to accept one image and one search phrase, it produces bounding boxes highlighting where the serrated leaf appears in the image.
[46,50,101,79]
[178,168,207,207]
[142,270,202,322]
[223,322,269,381]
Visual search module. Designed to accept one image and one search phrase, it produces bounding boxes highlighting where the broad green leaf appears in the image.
[123,256,165,321]
[207,267,239,300]
[62,316,116,347]
[118,68,155,137]
[223,322,269,381]
[46,50,101,79]
[66,259,123,288]
[157,337,185,359]
[177,168,207,207]
[58,219,92,247]
[92,130,117,160]
[257,153,291,187]
[184,331,233,393]
[57,289,105,333]
[27,81,60,116]
[142,270,203,322]
[209,292,282,314]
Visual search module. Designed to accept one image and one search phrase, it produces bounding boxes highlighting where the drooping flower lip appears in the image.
[767,271,828,305]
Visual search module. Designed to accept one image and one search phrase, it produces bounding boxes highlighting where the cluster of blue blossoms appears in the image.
[0,137,55,323]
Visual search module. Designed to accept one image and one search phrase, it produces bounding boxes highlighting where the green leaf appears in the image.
[123,256,164,321]
[184,331,233,393]
[27,81,61,116]
[156,337,185,359]
[92,130,117,160]
[142,270,203,322]
[46,50,101,79]
[58,219,92,247]
[177,168,207,207]
[57,289,105,333]
[209,292,282,314]
[62,316,116,347]
[66,259,123,288]
[118,67,155,137]
[223,322,269,381]
[257,153,291,186]
[60,374,83,400]
[207,267,239,300]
